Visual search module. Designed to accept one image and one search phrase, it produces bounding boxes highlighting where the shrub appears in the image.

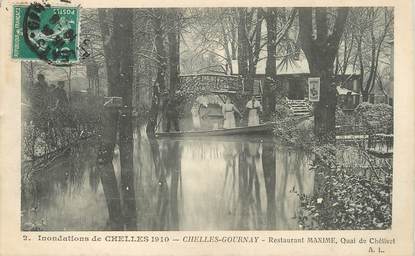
[354,102,393,133]
[273,100,315,151]
[274,100,293,120]
[274,103,393,230]
[295,144,392,230]
[335,106,355,126]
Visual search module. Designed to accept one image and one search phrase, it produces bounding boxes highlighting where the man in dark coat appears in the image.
[53,81,74,127]
[30,74,48,127]
[166,97,180,132]
[54,81,69,107]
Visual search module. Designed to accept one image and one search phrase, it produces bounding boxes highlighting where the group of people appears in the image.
[28,74,71,128]
[222,96,262,129]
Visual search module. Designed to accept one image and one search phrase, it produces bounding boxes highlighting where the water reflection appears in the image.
[21,132,314,231]
[21,139,109,231]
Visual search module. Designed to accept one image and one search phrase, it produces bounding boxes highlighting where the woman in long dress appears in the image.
[191,104,201,130]
[246,96,262,126]
[222,98,241,129]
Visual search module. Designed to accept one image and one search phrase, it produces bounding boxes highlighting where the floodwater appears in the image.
[21,130,314,231]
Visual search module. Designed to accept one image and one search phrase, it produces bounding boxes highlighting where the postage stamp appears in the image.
[12,3,79,64]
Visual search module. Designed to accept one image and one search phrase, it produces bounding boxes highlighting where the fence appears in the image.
[336,122,393,158]
[366,134,393,158]
[336,121,392,135]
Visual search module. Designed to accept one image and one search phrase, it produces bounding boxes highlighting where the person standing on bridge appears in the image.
[222,98,241,129]
[246,95,262,126]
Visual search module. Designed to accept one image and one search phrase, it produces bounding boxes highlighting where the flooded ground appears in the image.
[21,131,314,231]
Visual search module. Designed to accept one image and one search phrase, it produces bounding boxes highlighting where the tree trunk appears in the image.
[98,9,137,230]
[230,10,238,60]
[237,145,249,229]
[220,21,233,74]
[168,141,181,230]
[263,8,278,122]
[168,9,180,96]
[310,66,337,142]
[262,143,276,229]
[68,66,72,102]
[148,137,168,230]
[237,8,249,91]
[98,9,120,97]
[146,10,167,135]
[247,9,263,93]
[113,8,136,230]
[97,9,123,230]
[298,7,349,143]
[97,108,123,230]
[263,8,296,121]
[357,35,366,101]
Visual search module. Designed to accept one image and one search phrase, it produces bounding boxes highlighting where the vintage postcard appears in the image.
[0,0,414,255]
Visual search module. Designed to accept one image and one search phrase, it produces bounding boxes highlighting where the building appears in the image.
[231,50,362,105]
[337,86,361,110]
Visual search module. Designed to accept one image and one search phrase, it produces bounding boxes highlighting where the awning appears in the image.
[337,86,360,96]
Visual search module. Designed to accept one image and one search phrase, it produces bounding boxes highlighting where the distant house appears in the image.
[231,50,362,103]
[369,82,393,105]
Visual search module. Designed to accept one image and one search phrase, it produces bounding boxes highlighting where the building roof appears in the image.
[180,73,239,78]
[231,52,310,76]
[231,50,360,76]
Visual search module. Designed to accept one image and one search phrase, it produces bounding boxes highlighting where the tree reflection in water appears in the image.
[98,144,123,230]
[134,133,182,231]
[236,142,263,229]
[21,139,109,231]
[262,142,276,229]
[22,135,314,231]
[274,147,313,229]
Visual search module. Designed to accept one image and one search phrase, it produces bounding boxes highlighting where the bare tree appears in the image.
[97,8,136,230]
[262,8,297,121]
[168,9,181,96]
[186,8,238,74]
[238,8,264,92]
[358,8,393,101]
[298,7,349,142]
[146,9,168,135]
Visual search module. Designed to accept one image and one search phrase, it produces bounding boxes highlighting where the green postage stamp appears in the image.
[12,3,80,64]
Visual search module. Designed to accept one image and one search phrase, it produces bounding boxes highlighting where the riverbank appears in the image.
[271,103,393,230]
